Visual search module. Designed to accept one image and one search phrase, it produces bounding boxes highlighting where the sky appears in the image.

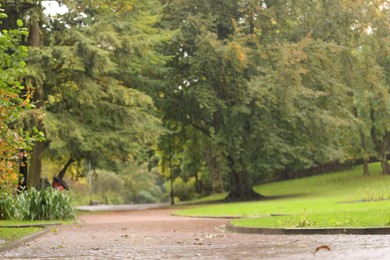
[42,1,68,16]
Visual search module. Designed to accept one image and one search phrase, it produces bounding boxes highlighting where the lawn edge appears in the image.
[0,228,50,253]
[225,222,390,235]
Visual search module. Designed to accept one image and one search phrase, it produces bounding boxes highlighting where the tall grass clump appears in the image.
[0,188,75,221]
[0,192,18,220]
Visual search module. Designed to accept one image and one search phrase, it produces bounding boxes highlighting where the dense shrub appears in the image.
[94,170,125,204]
[164,177,198,202]
[122,166,164,204]
[0,192,17,220]
[0,188,75,220]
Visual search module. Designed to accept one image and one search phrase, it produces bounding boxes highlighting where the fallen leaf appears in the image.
[51,244,64,250]
[314,245,331,254]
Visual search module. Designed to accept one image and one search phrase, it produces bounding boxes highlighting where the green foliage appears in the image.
[164,177,197,202]
[93,170,125,205]
[120,164,164,204]
[0,188,75,221]
[0,5,31,193]
[157,0,390,201]
[0,192,17,220]
[70,163,164,205]
[2,1,389,200]
[1,0,171,186]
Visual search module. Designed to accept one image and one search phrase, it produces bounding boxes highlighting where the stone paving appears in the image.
[1,208,390,259]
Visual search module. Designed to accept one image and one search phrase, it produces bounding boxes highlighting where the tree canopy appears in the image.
[1,0,389,201]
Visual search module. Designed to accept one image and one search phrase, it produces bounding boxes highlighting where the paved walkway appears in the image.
[1,208,390,259]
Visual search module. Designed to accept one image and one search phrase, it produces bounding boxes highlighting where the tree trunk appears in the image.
[170,175,175,205]
[18,152,28,191]
[194,172,201,193]
[204,142,224,193]
[215,156,223,192]
[362,159,370,176]
[28,141,45,189]
[225,156,264,201]
[378,134,390,174]
[359,128,370,176]
[27,3,44,189]
[169,155,175,205]
[57,157,76,179]
[380,147,390,175]
[29,15,40,46]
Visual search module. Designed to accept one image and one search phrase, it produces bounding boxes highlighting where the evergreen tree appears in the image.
[2,0,169,186]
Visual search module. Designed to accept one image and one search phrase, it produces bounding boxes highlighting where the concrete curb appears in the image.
[1,223,61,228]
[76,203,170,212]
[0,227,51,253]
[225,222,390,235]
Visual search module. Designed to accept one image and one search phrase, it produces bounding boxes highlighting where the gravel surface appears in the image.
[1,208,390,259]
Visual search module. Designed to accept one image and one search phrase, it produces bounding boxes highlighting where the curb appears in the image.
[0,223,61,228]
[0,228,51,253]
[76,203,170,212]
[225,222,390,235]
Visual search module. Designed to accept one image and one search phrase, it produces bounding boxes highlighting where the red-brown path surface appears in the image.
[2,208,390,259]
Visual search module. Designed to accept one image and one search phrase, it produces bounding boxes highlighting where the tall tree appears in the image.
[3,0,170,185]
[1,0,48,188]
[159,0,383,200]
[368,2,390,174]
[41,0,168,177]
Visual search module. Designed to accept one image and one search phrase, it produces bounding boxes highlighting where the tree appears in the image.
[2,0,171,185]
[1,0,48,188]
[159,0,381,200]
[158,0,275,200]
[0,5,30,193]
[366,2,390,174]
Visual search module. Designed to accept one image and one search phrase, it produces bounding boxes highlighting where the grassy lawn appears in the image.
[0,220,68,247]
[176,162,390,228]
[0,226,44,247]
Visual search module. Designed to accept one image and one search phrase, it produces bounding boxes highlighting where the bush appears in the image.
[122,167,164,204]
[94,170,125,204]
[164,177,197,202]
[0,188,75,220]
[0,192,17,220]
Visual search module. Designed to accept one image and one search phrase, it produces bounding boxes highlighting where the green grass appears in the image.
[176,162,390,228]
[0,220,63,227]
[0,226,43,246]
[0,220,70,247]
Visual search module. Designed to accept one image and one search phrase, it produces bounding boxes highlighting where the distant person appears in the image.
[52,176,69,191]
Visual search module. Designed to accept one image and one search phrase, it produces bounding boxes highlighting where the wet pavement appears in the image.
[1,208,390,259]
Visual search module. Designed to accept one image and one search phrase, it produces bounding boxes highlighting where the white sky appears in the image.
[42,1,68,16]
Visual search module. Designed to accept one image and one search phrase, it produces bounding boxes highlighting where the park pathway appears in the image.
[1,207,390,259]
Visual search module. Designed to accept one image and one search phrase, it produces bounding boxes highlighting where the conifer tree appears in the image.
[2,0,169,186]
